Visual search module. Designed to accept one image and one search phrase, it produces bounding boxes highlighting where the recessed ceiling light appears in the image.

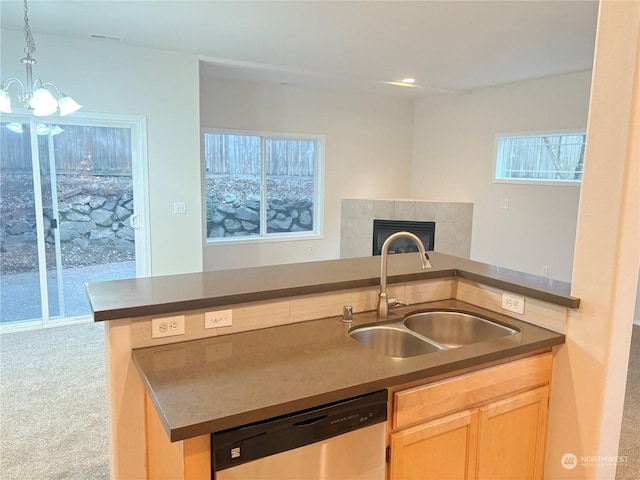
[401,78,416,84]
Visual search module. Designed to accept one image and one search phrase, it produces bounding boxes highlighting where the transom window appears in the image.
[495,132,586,184]
[202,130,323,242]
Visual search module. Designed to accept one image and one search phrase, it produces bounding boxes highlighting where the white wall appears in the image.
[545,2,639,477]
[0,30,202,276]
[411,71,592,282]
[200,76,415,271]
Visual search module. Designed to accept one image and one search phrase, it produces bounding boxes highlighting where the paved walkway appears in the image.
[0,261,135,324]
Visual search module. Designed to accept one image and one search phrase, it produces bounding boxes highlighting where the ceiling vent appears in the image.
[89,33,124,42]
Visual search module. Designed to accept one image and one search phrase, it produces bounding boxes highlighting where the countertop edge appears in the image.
[90,253,579,321]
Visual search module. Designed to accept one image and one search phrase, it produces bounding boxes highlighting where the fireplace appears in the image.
[372,220,435,256]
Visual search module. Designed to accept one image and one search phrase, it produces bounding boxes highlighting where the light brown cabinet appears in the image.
[388,352,552,480]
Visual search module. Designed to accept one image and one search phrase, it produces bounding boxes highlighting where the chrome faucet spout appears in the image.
[377,231,431,317]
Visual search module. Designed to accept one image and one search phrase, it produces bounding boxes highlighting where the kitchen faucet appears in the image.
[377,231,432,317]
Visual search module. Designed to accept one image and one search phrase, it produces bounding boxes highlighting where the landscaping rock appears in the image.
[90,209,114,226]
[66,211,91,222]
[6,219,31,235]
[59,221,94,241]
[211,211,226,223]
[90,228,116,245]
[222,193,237,203]
[217,204,236,215]
[245,200,260,210]
[224,219,243,232]
[235,206,260,223]
[209,225,226,237]
[299,209,313,227]
[268,217,293,231]
[116,226,135,241]
[241,221,258,232]
[115,205,131,221]
[89,196,107,209]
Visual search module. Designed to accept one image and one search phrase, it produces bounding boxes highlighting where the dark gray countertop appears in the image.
[86,252,579,322]
[132,299,565,442]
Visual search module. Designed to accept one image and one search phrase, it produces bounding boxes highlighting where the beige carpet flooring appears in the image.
[616,324,640,479]
[0,322,637,479]
[0,322,109,480]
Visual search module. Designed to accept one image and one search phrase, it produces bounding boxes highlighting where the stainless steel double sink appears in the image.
[349,310,519,358]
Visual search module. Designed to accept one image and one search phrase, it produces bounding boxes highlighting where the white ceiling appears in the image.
[0,0,599,98]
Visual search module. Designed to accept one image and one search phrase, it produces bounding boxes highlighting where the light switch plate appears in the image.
[205,309,233,329]
[173,202,186,214]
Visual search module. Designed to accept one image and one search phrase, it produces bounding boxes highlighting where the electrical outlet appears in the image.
[501,293,525,314]
[205,309,233,329]
[152,315,185,338]
[500,198,509,209]
[541,265,549,277]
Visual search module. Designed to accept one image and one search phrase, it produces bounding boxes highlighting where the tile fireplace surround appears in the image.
[340,199,473,259]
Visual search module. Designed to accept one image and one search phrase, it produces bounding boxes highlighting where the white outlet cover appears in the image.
[501,293,525,314]
[152,315,185,338]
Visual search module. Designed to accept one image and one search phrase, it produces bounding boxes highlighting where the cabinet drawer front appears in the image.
[393,353,552,430]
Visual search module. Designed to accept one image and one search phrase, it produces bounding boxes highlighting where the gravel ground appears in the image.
[205,174,314,203]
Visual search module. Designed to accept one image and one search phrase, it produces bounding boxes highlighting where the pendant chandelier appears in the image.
[0,0,81,117]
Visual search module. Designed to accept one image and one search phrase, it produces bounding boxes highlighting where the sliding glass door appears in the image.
[0,114,148,329]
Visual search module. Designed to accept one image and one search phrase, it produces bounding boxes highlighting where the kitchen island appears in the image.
[86,252,578,479]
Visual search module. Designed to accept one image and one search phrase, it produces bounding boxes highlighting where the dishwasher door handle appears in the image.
[293,415,327,427]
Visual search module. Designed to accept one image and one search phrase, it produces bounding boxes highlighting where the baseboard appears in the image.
[634,318,640,326]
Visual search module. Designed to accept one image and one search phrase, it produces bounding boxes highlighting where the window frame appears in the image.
[493,129,586,186]
[201,127,324,245]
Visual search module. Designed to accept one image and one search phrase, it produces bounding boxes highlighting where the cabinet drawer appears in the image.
[393,352,552,430]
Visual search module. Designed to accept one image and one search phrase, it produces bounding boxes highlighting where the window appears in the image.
[495,132,586,184]
[203,130,323,241]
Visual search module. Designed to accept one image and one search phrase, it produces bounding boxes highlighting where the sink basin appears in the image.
[349,325,443,358]
[403,311,518,349]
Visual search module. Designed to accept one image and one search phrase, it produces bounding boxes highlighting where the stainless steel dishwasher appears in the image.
[212,390,387,480]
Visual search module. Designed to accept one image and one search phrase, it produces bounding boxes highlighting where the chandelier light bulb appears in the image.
[30,88,58,116]
[58,95,82,116]
[0,89,12,113]
[49,125,64,136]
[6,122,24,133]
[36,124,50,135]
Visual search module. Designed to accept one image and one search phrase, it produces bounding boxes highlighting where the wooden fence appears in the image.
[0,124,132,175]
[203,133,315,177]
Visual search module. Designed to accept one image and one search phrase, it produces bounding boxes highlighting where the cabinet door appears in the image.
[476,386,549,480]
[389,409,478,480]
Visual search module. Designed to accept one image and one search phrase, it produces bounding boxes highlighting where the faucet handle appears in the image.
[388,298,408,308]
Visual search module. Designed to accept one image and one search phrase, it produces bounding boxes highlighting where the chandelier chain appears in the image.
[22,0,36,57]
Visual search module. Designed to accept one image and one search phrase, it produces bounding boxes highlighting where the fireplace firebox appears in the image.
[372,220,435,256]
